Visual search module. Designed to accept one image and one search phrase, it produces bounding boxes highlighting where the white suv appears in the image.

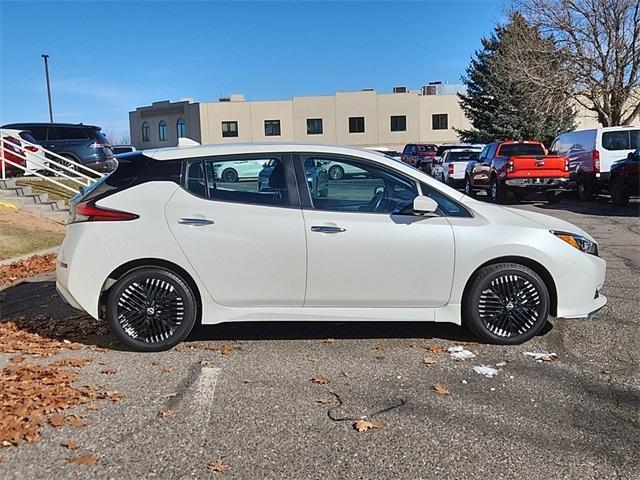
[56,143,607,351]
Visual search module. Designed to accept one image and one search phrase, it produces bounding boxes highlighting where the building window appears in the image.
[158,120,168,141]
[177,118,187,137]
[264,119,281,137]
[222,121,238,138]
[142,122,150,142]
[348,117,365,133]
[306,118,323,135]
[432,114,448,130]
[390,115,407,132]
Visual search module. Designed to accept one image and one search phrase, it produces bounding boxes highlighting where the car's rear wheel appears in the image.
[463,263,550,345]
[577,173,594,200]
[106,267,198,352]
[545,190,562,204]
[329,165,344,180]
[610,176,629,206]
[490,176,506,204]
[222,168,239,183]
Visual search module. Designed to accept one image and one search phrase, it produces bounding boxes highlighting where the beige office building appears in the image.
[129,85,473,150]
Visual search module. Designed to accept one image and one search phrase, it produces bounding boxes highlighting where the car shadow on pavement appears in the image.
[520,194,640,218]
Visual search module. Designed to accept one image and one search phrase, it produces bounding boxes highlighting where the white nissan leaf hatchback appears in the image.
[56,143,607,352]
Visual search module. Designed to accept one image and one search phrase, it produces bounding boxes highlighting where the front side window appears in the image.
[307,118,323,135]
[421,182,472,217]
[349,116,365,133]
[176,118,187,138]
[300,155,417,214]
[184,156,290,207]
[432,113,448,130]
[222,121,238,138]
[390,115,407,132]
[264,120,281,137]
[142,122,150,142]
[159,120,168,141]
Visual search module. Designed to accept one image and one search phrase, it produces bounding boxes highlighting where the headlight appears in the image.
[551,230,598,256]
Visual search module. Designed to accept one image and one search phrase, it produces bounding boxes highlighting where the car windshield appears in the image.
[498,143,546,156]
[448,151,480,162]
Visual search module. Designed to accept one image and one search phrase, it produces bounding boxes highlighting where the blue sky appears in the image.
[0,0,504,141]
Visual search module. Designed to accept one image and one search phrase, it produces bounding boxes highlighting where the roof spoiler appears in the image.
[178,137,200,147]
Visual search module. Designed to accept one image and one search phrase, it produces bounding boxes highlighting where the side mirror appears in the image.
[628,152,635,160]
[413,195,439,214]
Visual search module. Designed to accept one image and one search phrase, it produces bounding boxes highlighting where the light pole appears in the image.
[42,54,53,122]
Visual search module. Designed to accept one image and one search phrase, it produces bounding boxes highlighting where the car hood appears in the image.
[502,206,595,240]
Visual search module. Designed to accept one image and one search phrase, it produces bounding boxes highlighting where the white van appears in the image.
[550,126,639,199]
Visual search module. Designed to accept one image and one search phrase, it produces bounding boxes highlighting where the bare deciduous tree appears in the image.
[514,0,640,126]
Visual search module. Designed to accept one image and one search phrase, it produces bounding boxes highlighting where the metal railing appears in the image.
[0,129,106,195]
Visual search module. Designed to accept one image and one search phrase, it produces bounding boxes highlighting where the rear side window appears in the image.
[19,131,38,144]
[52,127,89,140]
[602,130,639,151]
[27,126,48,141]
[497,143,546,156]
[184,156,291,207]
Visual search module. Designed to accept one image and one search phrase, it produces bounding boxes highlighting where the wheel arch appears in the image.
[99,258,203,323]
[461,255,558,317]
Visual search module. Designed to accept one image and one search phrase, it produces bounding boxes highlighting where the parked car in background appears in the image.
[608,147,639,206]
[365,147,401,161]
[433,143,484,169]
[550,126,639,200]
[56,142,606,352]
[0,129,45,176]
[1,130,26,176]
[323,159,367,180]
[211,159,266,182]
[465,141,569,203]
[432,148,482,187]
[259,157,329,197]
[401,143,438,172]
[1,122,116,173]
[112,145,136,155]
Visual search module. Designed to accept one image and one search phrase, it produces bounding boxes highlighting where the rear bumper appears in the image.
[56,280,85,312]
[505,177,568,189]
[86,159,117,173]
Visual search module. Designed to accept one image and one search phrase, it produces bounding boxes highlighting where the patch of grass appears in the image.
[0,222,64,260]
[15,178,85,205]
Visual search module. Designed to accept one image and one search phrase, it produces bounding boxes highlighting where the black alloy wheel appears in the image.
[464,263,550,344]
[106,267,197,352]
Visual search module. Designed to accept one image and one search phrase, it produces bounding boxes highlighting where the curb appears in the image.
[0,246,60,267]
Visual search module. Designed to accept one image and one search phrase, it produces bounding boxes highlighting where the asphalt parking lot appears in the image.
[1,196,638,480]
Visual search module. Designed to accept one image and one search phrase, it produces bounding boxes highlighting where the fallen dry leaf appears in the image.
[158,409,174,418]
[66,414,87,427]
[9,354,25,364]
[316,398,334,405]
[162,366,175,374]
[425,344,448,354]
[102,390,124,402]
[311,375,330,385]
[353,419,384,432]
[49,415,65,427]
[432,383,450,395]
[100,368,116,375]
[208,459,230,473]
[409,342,421,349]
[62,440,79,450]
[323,338,336,344]
[423,356,436,367]
[374,344,386,352]
[50,357,92,368]
[68,454,97,465]
[0,254,57,287]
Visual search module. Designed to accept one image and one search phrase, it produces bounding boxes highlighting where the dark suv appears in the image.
[1,123,116,173]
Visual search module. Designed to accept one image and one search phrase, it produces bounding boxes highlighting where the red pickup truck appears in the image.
[464,140,569,203]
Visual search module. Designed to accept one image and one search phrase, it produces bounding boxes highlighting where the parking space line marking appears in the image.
[194,367,222,410]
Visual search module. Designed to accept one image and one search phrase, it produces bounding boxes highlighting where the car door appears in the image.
[165,153,307,307]
[296,153,455,308]
[471,143,495,187]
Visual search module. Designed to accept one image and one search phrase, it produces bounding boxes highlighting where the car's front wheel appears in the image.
[106,267,198,352]
[610,176,629,206]
[464,176,475,197]
[463,263,550,345]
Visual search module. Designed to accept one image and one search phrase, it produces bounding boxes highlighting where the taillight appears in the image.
[448,163,454,175]
[72,200,138,223]
[564,156,569,172]
[507,159,515,173]
[592,150,600,173]
[25,146,38,152]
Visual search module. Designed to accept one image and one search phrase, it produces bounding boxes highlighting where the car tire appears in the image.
[490,176,506,204]
[464,176,476,197]
[329,165,344,181]
[577,173,594,200]
[545,190,562,204]
[222,168,239,183]
[610,176,629,206]
[463,263,550,345]
[318,186,329,197]
[106,267,198,352]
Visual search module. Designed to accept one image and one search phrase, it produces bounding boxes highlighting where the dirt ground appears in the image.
[0,206,65,260]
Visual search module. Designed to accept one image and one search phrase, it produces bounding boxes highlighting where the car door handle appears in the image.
[178,217,214,226]
[311,225,346,233]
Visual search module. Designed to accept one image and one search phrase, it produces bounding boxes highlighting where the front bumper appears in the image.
[560,293,607,319]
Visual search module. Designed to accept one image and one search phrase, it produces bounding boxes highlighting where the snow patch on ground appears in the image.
[448,346,477,360]
[523,352,557,362]
[473,365,499,378]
